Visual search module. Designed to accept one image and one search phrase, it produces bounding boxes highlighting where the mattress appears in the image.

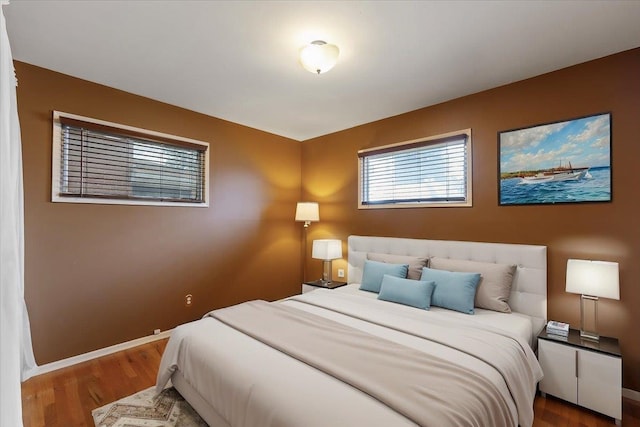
[156,287,543,427]
[334,284,539,347]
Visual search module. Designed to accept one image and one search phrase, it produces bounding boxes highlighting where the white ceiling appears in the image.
[4,1,640,141]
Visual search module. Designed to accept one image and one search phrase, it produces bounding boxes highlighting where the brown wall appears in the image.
[16,49,640,391]
[16,62,303,365]
[301,48,640,391]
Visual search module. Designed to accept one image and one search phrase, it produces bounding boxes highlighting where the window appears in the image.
[52,111,209,207]
[358,129,472,208]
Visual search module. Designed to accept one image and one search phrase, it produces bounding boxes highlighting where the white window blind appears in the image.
[52,112,209,206]
[359,131,472,208]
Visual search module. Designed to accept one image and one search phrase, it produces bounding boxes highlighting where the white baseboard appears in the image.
[30,329,172,377]
[623,388,640,402]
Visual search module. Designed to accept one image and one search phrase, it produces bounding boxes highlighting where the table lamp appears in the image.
[565,259,620,341]
[312,239,342,283]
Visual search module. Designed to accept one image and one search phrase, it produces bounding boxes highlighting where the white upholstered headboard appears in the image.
[348,235,547,323]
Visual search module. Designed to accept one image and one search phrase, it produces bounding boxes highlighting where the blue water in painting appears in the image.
[500,166,611,205]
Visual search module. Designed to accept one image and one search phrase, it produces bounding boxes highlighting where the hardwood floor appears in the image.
[534,394,640,427]
[21,338,640,426]
[22,339,167,427]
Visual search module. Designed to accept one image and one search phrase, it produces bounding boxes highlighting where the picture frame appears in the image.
[498,112,611,206]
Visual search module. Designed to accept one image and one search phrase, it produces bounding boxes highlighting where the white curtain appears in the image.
[1,2,37,426]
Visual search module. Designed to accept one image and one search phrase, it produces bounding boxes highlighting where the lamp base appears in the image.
[321,260,333,283]
[580,294,600,342]
[579,329,600,341]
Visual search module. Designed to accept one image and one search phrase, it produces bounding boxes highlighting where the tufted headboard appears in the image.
[348,235,547,322]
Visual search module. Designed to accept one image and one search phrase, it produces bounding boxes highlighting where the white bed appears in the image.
[156,235,547,427]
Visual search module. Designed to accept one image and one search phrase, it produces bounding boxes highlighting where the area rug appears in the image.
[92,386,208,426]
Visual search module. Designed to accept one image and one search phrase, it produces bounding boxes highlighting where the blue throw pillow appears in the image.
[419,267,481,314]
[359,260,409,293]
[377,275,436,310]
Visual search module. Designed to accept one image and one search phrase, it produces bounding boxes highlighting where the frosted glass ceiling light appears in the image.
[300,40,340,74]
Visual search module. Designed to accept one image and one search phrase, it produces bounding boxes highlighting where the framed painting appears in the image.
[498,112,611,206]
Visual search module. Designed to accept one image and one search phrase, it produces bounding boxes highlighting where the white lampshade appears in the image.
[295,202,319,223]
[312,239,342,261]
[566,259,620,300]
[300,40,340,74]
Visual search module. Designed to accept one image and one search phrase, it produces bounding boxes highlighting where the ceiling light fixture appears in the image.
[300,40,340,74]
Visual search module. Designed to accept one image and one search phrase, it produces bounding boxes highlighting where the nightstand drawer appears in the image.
[538,339,577,404]
[302,284,317,294]
[579,349,621,386]
[578,350,621,419]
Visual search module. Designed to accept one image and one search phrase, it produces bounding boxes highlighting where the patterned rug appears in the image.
[92,386,208,426]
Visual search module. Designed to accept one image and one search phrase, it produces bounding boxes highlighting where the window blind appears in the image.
[58,119,206,203]
[359,134,469,206]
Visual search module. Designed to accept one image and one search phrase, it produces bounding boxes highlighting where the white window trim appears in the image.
[358,129,473,209]
[52,111,210,207]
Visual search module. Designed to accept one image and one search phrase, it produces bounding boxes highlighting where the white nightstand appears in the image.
[538,329,622,425]
[302,280,347,294]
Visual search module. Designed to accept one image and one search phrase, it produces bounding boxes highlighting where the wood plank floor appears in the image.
[21,338,640,426]
[22,339,167,427]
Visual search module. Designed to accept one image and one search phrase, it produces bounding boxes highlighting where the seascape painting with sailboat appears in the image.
[499,113,611,205]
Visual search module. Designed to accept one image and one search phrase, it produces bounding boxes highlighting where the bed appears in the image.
[156,235,547,427]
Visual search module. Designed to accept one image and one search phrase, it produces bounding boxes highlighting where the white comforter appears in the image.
[156,288,543,427]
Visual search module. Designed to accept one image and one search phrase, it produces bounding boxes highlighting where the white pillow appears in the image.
[367,253,428,280]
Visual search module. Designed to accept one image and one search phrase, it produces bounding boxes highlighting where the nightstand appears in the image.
[538,328,622,424]
[302,280,347,294]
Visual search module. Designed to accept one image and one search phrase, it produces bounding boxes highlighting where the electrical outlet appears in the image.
[337,268,345,278]
[185,294,193,307]
[153,329,161,335]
